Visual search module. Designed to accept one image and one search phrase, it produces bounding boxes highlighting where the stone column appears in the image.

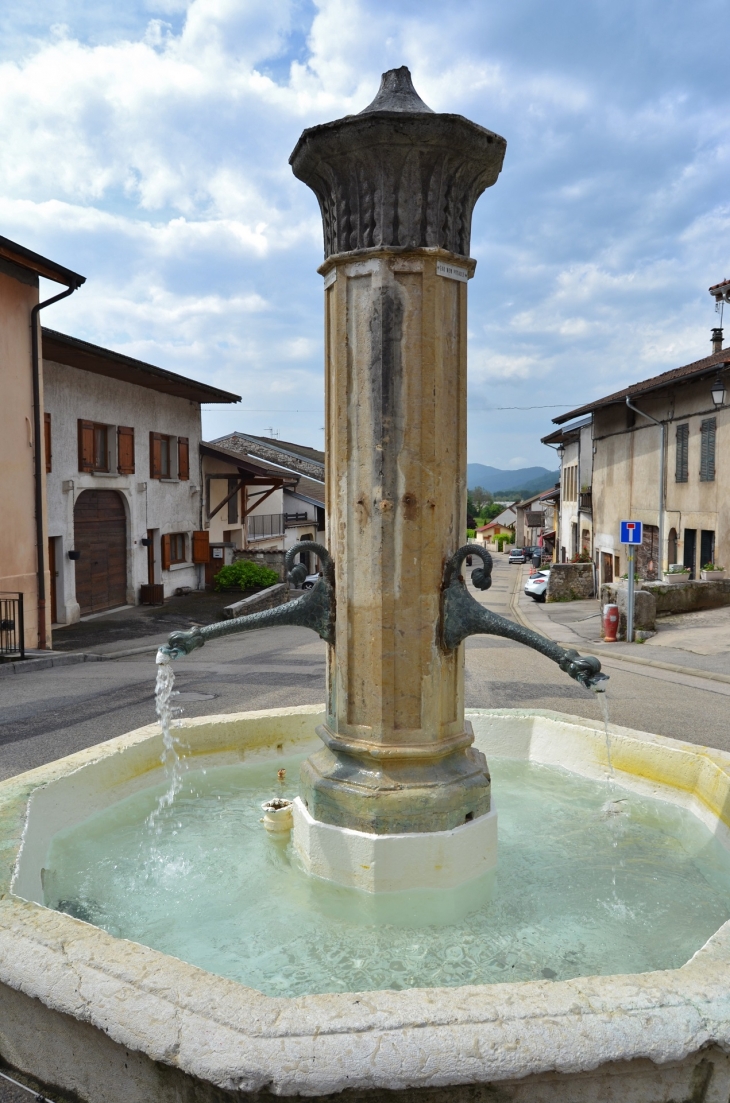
[289,69,506,859]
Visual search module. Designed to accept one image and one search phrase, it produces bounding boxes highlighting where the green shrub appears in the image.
[213,560,279,592]
[466,528,476,539]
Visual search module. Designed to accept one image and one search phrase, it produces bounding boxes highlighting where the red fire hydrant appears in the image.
[603,603,618,642]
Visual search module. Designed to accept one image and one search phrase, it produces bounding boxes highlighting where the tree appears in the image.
[470,485,493,512]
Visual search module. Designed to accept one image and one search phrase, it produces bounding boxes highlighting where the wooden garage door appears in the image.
[73,490,127,615]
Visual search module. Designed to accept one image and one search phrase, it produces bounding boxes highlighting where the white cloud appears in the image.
[1,0,728,460]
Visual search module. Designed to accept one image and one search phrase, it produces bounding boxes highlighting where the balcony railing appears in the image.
[284,512,310,526]
[579,489,592,512]
[247,513,285,540]
[0,592,25,659]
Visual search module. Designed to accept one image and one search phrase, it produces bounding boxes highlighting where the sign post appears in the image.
[620,521,643,642]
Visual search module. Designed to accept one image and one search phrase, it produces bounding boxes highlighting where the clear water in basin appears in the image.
[43,755,730,996]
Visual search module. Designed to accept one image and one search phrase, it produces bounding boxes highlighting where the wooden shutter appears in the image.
[149,432,162,478]
[161,533,171,570]
[44,412,52,473]
[78,419,95,472]
[192,530,210,564]
[700,418,716,481]
[675,424,689,483]
[117,426,135,474]
[177,436,189,481]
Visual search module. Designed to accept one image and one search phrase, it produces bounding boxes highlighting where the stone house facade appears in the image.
[205,433,326,573]
[0,236,85,650]
[542,417,593,563]
[547,328,730,586]
[42,329,239,623]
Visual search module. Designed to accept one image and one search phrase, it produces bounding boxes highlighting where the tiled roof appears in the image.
[553,345,730,425]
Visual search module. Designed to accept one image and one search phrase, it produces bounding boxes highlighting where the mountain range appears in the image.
[467,464,559,497]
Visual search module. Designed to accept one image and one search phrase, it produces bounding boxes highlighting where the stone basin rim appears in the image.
[2,705,730,1098]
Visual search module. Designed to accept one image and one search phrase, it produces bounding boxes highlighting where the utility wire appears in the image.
[202,403,573,413]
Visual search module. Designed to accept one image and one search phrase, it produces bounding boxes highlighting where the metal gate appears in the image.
[0,592,25,659]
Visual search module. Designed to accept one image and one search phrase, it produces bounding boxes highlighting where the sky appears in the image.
[2,0,729,469]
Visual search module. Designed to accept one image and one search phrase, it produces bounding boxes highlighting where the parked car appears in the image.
[508,548,526,564]
[302,572,322,590]
[525,570,550,602]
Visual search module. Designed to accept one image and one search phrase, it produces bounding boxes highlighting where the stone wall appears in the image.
[232,548,287,581]
[644,578,730,615]
[222,581,290,619]
[600,585,656,637]
[546,563,594,602]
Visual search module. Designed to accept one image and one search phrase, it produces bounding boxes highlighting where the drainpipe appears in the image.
[30,281,83,647]
[625,396,665,582]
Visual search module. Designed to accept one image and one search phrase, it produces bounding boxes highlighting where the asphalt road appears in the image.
[1,556,729,782]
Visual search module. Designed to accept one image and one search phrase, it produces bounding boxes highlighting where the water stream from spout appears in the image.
[148,650,184,829]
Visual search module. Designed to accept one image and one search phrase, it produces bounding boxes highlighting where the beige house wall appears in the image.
[592,378,729,581]
[0,262,48,649]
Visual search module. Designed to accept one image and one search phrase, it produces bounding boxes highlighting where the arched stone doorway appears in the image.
[73,490,127,615]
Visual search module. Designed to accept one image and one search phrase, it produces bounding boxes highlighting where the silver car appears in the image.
[508,548,526,564]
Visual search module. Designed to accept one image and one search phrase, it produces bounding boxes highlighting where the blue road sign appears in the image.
[620,520,643,545]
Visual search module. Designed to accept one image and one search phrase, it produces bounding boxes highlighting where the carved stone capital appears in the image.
[290,66,507,259]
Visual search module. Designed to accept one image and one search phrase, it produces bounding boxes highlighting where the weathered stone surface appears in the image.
[289,67,506,259]
[288,68,507,836]
[222,582,290,619]
[644,577,730,615]
[599,586,657,637]
[4,707,730,1102]
[546,563,594,602]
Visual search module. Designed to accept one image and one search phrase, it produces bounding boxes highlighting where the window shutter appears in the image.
[178,436,189,480]
[192,530,210,564]
[700,418,716,482]
[675,424,689,483]
[44,412,52,473]
[149,432,162,478]
[161,533,171,570]
[117,426,135,474]
[78,419,94,472]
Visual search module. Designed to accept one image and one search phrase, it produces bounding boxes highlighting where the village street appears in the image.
[1,556,729,783]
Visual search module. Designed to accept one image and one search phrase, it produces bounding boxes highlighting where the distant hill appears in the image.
[467,464,559,497]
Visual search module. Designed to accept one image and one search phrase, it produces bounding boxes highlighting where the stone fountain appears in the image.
[164,65,605,895]
[2,68,730,1103]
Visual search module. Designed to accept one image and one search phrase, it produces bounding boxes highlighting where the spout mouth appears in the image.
[589,673,610,692]
[156,646,174,664]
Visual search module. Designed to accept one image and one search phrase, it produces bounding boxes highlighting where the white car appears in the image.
[301,572,322,590]
[524,569,550,602]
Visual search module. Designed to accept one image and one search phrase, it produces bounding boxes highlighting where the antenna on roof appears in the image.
[268,425,279,439]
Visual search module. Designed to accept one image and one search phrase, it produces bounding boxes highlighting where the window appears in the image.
[117,426,135,474]
[150,432,173,479]
[177,436,189,481]
[675,423,689,482]
[44,412,52,473]
[161,532,186,568]
[700,418,716,481]
[562,464,578,502]
[78,420,109,472]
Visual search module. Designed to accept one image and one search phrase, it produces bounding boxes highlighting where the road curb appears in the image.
[0,652,102,677]
[508,573,730,687]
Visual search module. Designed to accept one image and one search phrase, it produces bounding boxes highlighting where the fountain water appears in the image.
[3,67,730,1103]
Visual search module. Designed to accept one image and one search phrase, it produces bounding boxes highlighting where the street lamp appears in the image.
[711,375,726,408]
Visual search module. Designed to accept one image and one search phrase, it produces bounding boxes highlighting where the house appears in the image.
[547,317,730,585]
[541,417,593,562]
[474,506,516,547]
[0,236,85,651]
[43,330,240,622]
[203,433,326,573]
[513,489,555,550]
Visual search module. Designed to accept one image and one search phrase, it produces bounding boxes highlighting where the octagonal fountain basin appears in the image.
[3,707,730,1103]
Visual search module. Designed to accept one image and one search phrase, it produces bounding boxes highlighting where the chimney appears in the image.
[712,328,724,354]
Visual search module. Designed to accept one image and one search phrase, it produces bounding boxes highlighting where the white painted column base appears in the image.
[291,797,497,893]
